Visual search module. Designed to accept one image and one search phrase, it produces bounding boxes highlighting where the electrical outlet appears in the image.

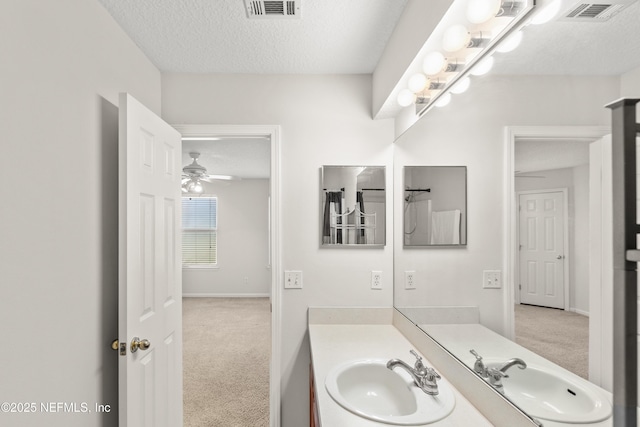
[284,270,303,289]
[483,270,502,289]
[405,271,416,290]
[371,271,382,290]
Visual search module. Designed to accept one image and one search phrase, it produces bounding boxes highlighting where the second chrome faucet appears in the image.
[470,349,527,394]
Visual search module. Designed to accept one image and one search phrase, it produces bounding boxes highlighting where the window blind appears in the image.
[182,197,217,266]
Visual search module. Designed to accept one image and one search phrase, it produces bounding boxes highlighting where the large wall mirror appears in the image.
[404,166,467,247]
[321,166,386,247]
[392,0,637,423]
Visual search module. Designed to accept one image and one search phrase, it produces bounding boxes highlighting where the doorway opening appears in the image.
[505,125,609,384]
[174,124,281,427]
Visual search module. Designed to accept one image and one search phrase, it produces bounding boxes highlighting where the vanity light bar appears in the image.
[416,0,536,117]
[393,0,536,117]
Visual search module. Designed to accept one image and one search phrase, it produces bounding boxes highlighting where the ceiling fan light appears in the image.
[466,0,501,24]
[443,25,471,53]
[192,181,203,193]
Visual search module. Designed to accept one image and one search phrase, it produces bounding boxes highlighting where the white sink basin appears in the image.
[325,359,455,425]
[487,362,612,423]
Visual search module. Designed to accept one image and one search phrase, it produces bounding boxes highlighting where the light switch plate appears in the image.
[284,270,303,289]
[483,270,501,289]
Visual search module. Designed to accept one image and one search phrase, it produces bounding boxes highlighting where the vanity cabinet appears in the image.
[310,364,320,427]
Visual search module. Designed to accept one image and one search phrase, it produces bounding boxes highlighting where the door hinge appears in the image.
[519,284,522,290]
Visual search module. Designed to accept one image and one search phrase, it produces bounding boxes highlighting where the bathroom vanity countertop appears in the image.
[308,323,493,427]
[421,323,614,427]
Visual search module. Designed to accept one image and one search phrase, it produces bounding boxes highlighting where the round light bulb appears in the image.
[443,25,471,53]
[496,31,523,53]
[450,77,471,94]
[397,89,416,107]
[531,0,562,25]
[434,92,452,108]
[423,52,447,76]
[408,73,430,93]
[470,56,494,76]
[466,0,501,24]
[193,181,203,193]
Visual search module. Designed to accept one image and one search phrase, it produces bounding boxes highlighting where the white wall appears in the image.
[0,1,161,426]
[394,74,618,335]
[161,73,395,426]
[514,165,591,315]
[183,179,271,296]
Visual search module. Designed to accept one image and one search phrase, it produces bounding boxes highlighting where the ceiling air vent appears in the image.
[559,0,636,21]
[244,0,300,19]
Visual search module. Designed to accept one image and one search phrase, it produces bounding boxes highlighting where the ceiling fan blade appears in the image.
[208,174,239,181]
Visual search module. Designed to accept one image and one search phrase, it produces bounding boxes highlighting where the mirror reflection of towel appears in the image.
[430,210,461,245]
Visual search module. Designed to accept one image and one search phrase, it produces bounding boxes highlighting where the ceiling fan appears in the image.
[181,152,238,193]
[515,171,546,179]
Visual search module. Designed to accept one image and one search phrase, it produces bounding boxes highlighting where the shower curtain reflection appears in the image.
[322,191,343,244]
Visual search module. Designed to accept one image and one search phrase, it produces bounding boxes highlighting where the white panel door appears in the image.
[518,191,565,309]
[118,93,183,427]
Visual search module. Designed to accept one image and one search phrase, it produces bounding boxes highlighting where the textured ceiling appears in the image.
[96,0,408,74]
[494,1,640,75]
[514,138,593,173]
[98,0,640,177]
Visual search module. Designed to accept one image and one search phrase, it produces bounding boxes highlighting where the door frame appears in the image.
[504,125,609,341]
[515,188,569,309]
[172,124,282,427]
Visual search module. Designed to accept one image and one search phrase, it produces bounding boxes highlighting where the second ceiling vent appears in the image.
[244,0,300,19]
[559,0,637,21]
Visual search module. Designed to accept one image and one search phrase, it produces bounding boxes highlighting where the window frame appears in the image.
[181,195,218,269]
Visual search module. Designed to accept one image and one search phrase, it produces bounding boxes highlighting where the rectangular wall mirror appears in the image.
[321,166,386,247]
[404,166,467,247]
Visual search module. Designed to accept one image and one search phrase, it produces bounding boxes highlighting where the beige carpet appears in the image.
[514,304,589,379]
[183,297,270,427]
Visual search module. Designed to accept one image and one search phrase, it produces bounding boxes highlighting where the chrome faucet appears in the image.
[486,358,527,394]
[497,358,527,374]
[387,350,441,395]
[469,349,488,377]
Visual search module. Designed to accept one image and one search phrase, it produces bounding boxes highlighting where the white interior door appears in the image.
[118,93,183,427]
[518,191,566,309]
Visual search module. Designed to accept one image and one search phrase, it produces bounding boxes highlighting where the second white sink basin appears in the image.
[325,359,455,425]
[487,362,612,423]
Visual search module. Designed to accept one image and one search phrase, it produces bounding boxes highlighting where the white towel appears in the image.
[430,210,461,245]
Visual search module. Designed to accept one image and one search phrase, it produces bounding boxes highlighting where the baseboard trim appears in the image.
[183,293,270,298]
[570,307,590,317]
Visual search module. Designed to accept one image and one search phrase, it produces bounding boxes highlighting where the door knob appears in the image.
[557,255,564,259]
[130,337,151,353]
